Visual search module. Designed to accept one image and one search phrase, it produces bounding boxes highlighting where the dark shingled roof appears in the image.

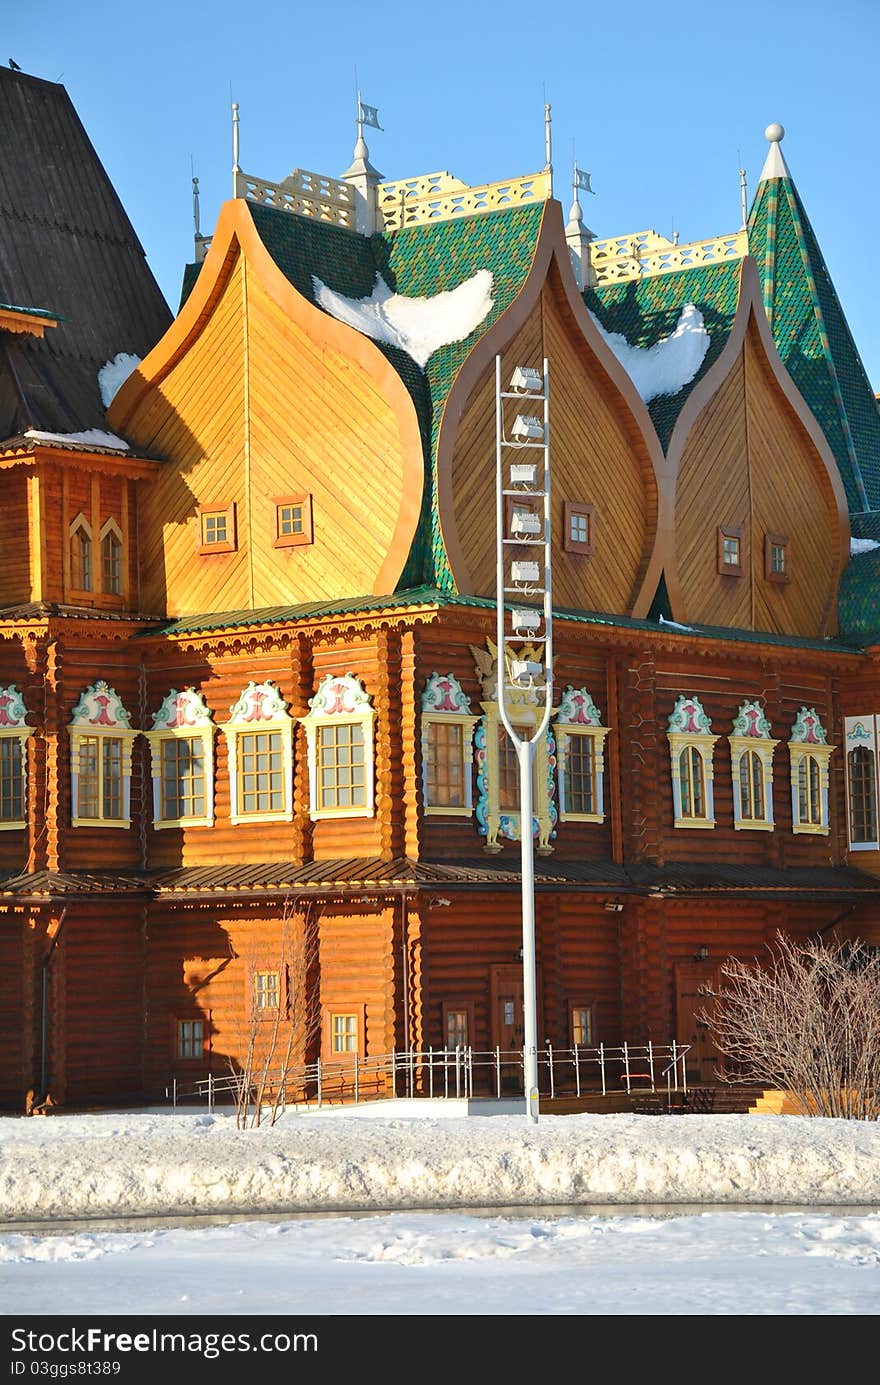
[1,858,877,901]
[0,68,172,439]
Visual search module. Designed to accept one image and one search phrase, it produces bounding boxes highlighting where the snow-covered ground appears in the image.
[1,1107,879,1317]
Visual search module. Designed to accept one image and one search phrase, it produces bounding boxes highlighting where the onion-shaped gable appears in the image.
[662,256,849,637]
[434,200,670,618]
[106,198,425,615]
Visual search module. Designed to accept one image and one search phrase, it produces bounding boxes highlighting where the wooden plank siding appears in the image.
[446,276,655,614]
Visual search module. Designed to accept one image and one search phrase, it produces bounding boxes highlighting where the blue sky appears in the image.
[8,0,880,387]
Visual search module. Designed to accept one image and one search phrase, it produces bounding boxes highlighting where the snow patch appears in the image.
[98,353,141,408]
[590,304,710,403]
[24,429,130,452]
[850,538,880,555]
[659,615,695,632]
[312,270,494,369]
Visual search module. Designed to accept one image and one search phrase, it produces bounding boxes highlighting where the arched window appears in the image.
[69,515,92,592]
[420,673,478,817]
[667,696,717,829]
[788,708,833,836]
[729,702,777,831]
[844,719,879,850]
[100,520,123,595]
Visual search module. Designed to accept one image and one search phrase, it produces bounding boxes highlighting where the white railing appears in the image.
[588,227,748,285]
[377,169,553,231]
[233,168,356,229]
[167,1041,691,1113]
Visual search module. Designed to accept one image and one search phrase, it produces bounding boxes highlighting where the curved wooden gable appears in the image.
[666,256,850,637]
[435,202,671,617]
[108,199,424,617]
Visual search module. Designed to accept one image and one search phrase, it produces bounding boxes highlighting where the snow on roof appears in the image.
[312,269,494,369]
[24,428,130,452]
[850,537,880,555]
[98,352,141,408]
[589,303,710,404]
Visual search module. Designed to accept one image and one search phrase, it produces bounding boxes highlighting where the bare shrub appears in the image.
[699,931,880,1119]
[231,900,322,1128]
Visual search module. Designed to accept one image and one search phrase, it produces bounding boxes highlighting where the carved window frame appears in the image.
[68,512,93,593]
[99,517,124,596]
[478,698,555,852]
[300,674,376,821]
[68,682,136,829]
[146,688,216,829]
[844,716,879,851]
[555,687,609,824]
[788,707,833,836]
[0,685,33,831]
[420,672,478,818]
[225,681,294,826]
[729,701,777,832]
[667,696,718,829]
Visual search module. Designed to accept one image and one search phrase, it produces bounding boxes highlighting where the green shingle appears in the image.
[586,260,742,451]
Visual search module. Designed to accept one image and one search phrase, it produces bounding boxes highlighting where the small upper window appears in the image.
[563,501,596,556]
[717,526,743,576]
[69,514,93,592]
[197,503,236,554]
[274,493,314,549]
[765,532,789,583]
[100,519,124,596]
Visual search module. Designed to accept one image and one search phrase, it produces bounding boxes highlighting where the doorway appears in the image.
[490,963,542,1094]
[675,961,721,1085]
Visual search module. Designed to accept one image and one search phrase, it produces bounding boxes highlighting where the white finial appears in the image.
[739,164,748,229]
[232,101,240,197]
[565,154,596,291]
[544,102,552,184]
[344,90,384,233]
[758,121,791,182]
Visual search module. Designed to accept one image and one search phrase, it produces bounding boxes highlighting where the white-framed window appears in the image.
[729,701,777,832]
[225,681,294,825]
[421,672,478,816]
[146,688,216,828]
[667,695,718,829]
[555,686,609,823]
[788,707,834,836]
[0,685,33,830]
[844,716,879,850]
[301,674,376,820]
[68,682,136,828]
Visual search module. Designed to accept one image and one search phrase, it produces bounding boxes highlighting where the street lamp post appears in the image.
[494,354,553,1124]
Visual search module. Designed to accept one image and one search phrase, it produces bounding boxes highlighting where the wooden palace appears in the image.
[2,67,880,1110]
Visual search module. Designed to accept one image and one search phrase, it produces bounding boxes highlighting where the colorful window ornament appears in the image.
[555,686,609,823]
[789,707,833,835]
[667,695,717,828]
[729,701,778,831]
[844,717,879,850]
[300,673,376,820]
[420,672,478,816]
[146,688,216,828]
[225,681,294,825]
[0,685,33,830]
[69,681,136,828]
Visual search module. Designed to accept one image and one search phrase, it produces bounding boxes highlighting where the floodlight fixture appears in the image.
[510,560,540,584]
[510,462,539,487]
[511,414,544,442]
[509,365,543,394]
[510,659,543,684]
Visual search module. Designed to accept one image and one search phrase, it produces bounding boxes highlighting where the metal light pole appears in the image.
[494,354,553,1124]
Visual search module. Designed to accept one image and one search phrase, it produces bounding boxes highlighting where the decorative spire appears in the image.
[543,102,553,193]
[758,122,791,183]
[343,92,384,235]
[565,157,596,292]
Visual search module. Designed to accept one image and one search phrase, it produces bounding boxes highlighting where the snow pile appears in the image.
[659,615,695,632]
[24,428,130,451]
[850,537,880,555]
[2,1110,879,1221]
[97,352,141,407]
[590,304,710,403]
[312,270,494,368]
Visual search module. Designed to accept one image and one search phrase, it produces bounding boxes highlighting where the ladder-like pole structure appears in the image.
[494,354,553,1124]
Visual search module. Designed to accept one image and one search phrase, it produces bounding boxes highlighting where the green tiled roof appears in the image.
[147,584,862,655]
[246,200,545,592]
[838,548,880,644]
[748,174,880,515]
[586,260,743,451]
